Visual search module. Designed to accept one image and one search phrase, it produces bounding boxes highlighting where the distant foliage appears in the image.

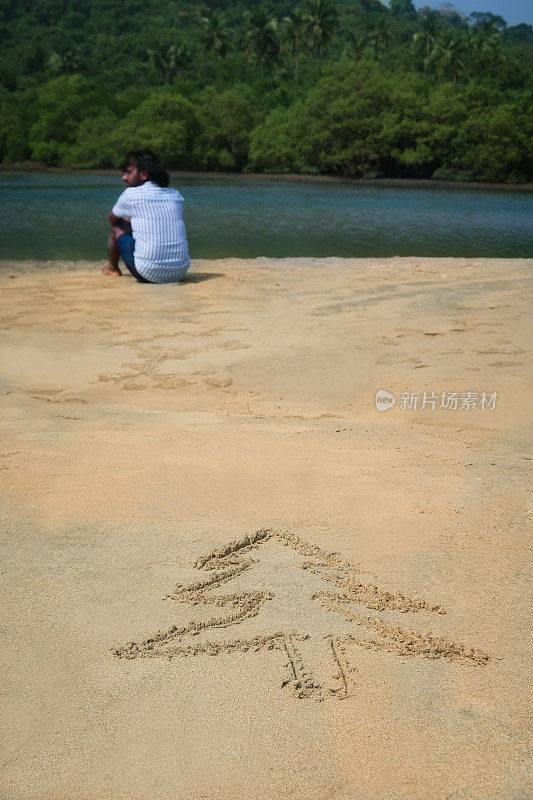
[1,0,532,182]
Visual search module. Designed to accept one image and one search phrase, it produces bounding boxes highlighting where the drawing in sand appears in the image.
[113,530,489,700]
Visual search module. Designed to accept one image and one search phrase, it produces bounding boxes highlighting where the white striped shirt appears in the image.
[112,181,190,283]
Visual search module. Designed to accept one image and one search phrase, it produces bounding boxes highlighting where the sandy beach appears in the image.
[0,256,531,800]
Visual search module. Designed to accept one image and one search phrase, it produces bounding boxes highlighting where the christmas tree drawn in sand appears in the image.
[113,530,489,700]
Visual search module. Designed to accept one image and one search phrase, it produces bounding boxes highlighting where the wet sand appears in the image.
[0,257,531,800]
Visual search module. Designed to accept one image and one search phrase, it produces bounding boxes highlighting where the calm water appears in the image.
[0,170,532,260]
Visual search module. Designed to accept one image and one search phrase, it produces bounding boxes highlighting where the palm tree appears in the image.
[46,47,81,76]
[283,8,308,81]
[242,5,280,75]
[413,10,439,58]
[147,44,190,84]
[46,52,64,76]
[482,34,506,72]
[200,9,232,60]
[304,0,338,60]
[465,27,506,79]
[425,33,464,84]
[369,19,391,58]
[343,30,368,62]
[167,45,191,82]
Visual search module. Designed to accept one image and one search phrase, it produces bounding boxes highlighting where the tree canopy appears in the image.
[0,0,531,182]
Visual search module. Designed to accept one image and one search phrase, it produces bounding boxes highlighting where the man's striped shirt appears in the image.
[112,181,190,283]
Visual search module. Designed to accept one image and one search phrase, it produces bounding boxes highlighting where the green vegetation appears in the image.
[1,0,532,182]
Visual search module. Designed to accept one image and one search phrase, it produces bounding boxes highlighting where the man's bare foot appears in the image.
[102,262,122,276]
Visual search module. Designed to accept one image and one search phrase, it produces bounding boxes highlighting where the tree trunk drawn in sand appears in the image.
[113,529,489,701]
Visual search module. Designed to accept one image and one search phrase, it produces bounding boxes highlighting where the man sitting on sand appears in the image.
[103,149,190,283]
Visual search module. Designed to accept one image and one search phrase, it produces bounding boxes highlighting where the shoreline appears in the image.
[1,162,532,192]
[2,255,533,274]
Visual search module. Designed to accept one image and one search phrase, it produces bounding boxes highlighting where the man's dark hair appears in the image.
[121,149,170,188]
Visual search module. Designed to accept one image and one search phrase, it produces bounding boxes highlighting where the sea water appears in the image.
[0,170,531,261]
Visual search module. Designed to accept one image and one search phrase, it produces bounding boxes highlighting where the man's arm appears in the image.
[108,210,130,226]
[108,211,131,234]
